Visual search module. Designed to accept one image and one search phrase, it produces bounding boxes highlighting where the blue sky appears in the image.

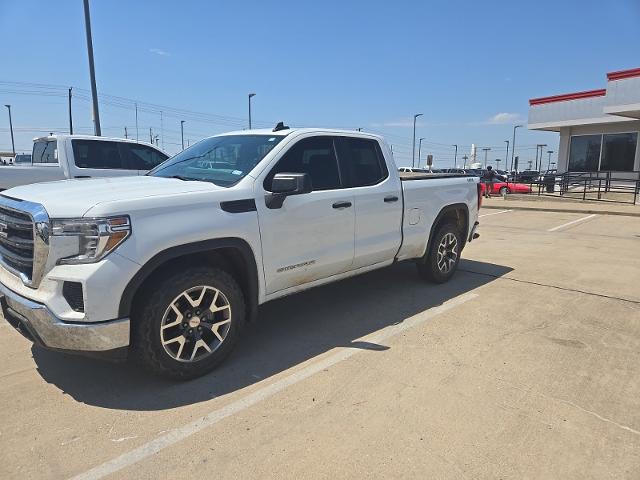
[1,0,639,168]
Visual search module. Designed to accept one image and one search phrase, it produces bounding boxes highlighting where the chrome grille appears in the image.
[0,195,49,288]
[0,206,34,279]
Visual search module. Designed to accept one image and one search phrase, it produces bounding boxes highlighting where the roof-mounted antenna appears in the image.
[273,121,290,132]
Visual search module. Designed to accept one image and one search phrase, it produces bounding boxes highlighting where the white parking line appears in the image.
[547,214,597,232]
[479,209,512,218]
[70,292,479,480]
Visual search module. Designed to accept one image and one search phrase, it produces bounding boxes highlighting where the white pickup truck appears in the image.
[0,135,169,191]
[0,126,481,379]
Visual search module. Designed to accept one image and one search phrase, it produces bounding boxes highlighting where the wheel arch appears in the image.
[119,238,260,323]
[425,203,469,256]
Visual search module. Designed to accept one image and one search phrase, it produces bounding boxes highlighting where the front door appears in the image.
[256,136,355,294]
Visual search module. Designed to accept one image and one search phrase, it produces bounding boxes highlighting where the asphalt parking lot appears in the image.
[1,207,639,479]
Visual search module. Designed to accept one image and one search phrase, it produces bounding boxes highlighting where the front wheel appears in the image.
[417,223,462,283]
[132,266,246,380]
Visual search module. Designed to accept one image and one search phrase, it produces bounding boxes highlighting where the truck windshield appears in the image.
[150,135,284,187]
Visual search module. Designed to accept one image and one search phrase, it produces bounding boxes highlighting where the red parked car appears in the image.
[481,181,532,195]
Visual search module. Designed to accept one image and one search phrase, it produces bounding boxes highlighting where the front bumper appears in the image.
[0,281,129,352]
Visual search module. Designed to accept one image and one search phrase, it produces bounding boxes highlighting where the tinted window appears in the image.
[32,140,57,164]
[72,140,126,169]
[569,135,601,171]
[265,136,341,191]
[600,132,637,171]
[121,143,168,170]
[340,138,388,187]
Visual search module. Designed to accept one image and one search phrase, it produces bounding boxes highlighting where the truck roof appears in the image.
[32,134,166,152]
[215,127,385,142]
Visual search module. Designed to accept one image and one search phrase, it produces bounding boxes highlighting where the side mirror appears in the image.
[265,172,312,209]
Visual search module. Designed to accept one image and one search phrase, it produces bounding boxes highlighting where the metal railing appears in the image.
[512,171,640,205]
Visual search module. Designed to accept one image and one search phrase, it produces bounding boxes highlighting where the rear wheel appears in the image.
[417,223,462,283]
[132,267,245,380]
[499,186,510,195]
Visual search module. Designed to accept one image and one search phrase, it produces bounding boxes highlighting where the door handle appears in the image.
[384,195,399,203]
[332,201,352,209]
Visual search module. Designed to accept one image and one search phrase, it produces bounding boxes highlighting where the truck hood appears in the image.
[3,176,220,217]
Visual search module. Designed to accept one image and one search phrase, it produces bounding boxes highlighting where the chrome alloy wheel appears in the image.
[436,232,458,274]
[160,285,232,362]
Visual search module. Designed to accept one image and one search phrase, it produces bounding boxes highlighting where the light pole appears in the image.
[482,147,491,168]
[547,150,554,170]
[452,144,458,168]
[248,93,256,129]
[180,120,185,150]
[536,144,547,171]
[412,113,423,168]
[418,138,425,168]
[504,140,509,171]
[510,125,522,172]
[4,104,15,155]
[83,0,101,136]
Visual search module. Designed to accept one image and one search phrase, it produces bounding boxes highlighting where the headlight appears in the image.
[51,216,131,265]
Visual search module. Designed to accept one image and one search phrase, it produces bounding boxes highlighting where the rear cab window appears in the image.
[32,140,58,164]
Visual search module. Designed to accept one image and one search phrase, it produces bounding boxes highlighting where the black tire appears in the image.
[499,186,509,195]
[416,223,462,283]
[131,266,246,380]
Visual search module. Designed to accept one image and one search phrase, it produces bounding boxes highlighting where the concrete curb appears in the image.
[482,204,640,217]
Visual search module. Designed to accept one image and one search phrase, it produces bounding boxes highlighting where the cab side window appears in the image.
[121,144,169,170]
[338,137,388,187]
[264,136,342,191]
[72,140,124,169]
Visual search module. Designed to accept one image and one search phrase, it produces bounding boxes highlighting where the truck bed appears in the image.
[399,172,475,181]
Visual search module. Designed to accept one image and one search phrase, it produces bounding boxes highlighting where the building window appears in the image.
[568,135,601,171]
[600,133,637,171]
[569,132,638,172]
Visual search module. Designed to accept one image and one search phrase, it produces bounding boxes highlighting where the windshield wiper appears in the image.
[169,175,200,181]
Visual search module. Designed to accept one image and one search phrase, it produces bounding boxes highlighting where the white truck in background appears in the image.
[0,126,481,380]
[0,135,169,191]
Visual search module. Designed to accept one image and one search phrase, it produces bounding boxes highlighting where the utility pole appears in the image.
[180,120,185,150]
[511,125,522,172]
[547,150,554,171]
[504,140,509,171]
[4,104,15,154]
[160,110,164,150]
[124,126,128,139]
[482,147,491,168]
[149,127,153,144]
[135,103,139,141]
[68,87,73,134]
[83,0,101,136]
[452,144,458,168]
[412,113,423,168]
[248,93,256,129]
[418,138,425,167]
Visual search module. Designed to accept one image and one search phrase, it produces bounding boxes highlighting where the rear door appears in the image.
[256,135,355,294]
[336,137,402,269]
